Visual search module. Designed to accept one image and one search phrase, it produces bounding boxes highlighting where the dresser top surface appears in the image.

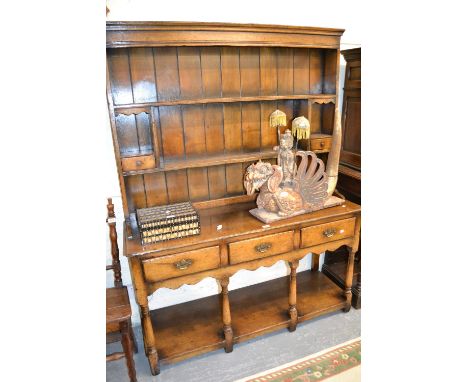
[124,200,360,257]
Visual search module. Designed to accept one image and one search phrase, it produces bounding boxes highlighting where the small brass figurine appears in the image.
[274,129,295,184]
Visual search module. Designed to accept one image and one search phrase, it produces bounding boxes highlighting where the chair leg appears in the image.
[129,323,138,354]
[120,320,138,382]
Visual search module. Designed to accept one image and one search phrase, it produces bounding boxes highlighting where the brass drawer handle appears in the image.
[136,160,143,166]
[323,228,337,238]
[174,259,193,270]
[255,242,272,253]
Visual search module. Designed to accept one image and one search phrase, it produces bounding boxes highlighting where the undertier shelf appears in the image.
[151,270,346,364]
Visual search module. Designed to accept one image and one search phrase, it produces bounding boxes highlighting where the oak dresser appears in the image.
[106,21,361,375]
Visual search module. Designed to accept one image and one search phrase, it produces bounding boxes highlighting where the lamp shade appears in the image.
[291,116,310,140]
[269,109,287,128]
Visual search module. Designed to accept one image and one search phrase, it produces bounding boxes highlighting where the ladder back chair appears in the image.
[106,198,138,382]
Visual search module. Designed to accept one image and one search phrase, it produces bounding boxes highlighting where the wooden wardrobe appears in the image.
[323,47,361,309]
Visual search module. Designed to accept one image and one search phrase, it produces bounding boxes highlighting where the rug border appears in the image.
[234,337,361,382]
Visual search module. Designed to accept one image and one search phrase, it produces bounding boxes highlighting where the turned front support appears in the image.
[288,260,299,331]
[312,253,320,272]
[352,272,361,309]
[129,257,160,375]
[220,277,234,353]
[344,214,361,312]
[343,247,356,312]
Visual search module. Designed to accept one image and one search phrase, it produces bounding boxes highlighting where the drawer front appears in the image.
[121,154,156,172]
[310,137,332,152]
[229,231,294,265]
[301,218,356,248]
[142,246,220,282]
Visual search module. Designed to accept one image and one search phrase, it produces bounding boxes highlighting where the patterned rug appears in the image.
[235,338,361,382]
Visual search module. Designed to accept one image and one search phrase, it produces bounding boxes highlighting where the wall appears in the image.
[105,0,360,322]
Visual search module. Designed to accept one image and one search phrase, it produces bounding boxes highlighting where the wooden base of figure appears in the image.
[249,196,345,223]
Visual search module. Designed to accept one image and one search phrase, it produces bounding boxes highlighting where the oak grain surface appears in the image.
[106,22,358,375]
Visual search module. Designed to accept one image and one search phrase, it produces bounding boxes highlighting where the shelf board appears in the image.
[150,293,224,363]
[231,271,346,342]
[322,261,360,291]
[122,149,278,176]
[114,94,336,114]
[120,150,153,159]
[151,270,346,364]
[122,133,333,176]
[338,164,361,180]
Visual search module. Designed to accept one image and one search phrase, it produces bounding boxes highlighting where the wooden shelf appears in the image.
[114,94,336,114]
[122,133,333,176]
[339,164,361,180]
[150,293,224,363]
[151,270,346,364]
[322,261,360,291]
[120,150,153,159]
[122,149,278,176]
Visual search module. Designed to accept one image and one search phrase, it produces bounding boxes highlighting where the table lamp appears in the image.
[269,109,287,145]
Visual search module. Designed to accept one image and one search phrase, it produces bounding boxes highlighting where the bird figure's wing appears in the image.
[296,151,329,210]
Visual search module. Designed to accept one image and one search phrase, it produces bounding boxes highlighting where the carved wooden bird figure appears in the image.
[244,151,328,217]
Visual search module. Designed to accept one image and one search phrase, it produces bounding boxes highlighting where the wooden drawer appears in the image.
[229,231,294,265]
[121,154,156,172]
[142,246,220,282]
[310,136,332,152]
[301,218,356,248]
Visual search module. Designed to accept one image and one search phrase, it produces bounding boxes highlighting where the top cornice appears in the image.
[106,21,345,49]
[106,21,345,35]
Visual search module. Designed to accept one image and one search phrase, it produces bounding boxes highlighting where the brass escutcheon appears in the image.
[174,259,193,270]
[323,228,336,238]
[255,242,272,253]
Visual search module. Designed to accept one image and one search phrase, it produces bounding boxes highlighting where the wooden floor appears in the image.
[151,271,346,363]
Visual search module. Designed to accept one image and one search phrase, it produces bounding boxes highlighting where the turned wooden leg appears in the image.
[312,253,320,272]
[288,260,299,332]
[129,257,159,375]
[343,247,356,312]
[129,323,138,354]
[120,320,138,382]
[352,272,361,309]
[220,277,234,353]
[140,306,159,375]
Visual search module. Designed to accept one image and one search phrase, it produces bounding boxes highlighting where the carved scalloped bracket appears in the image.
[310,98,335,104]
[229,259,291,278]
[115,109,150,116]
[147,276,218,295]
